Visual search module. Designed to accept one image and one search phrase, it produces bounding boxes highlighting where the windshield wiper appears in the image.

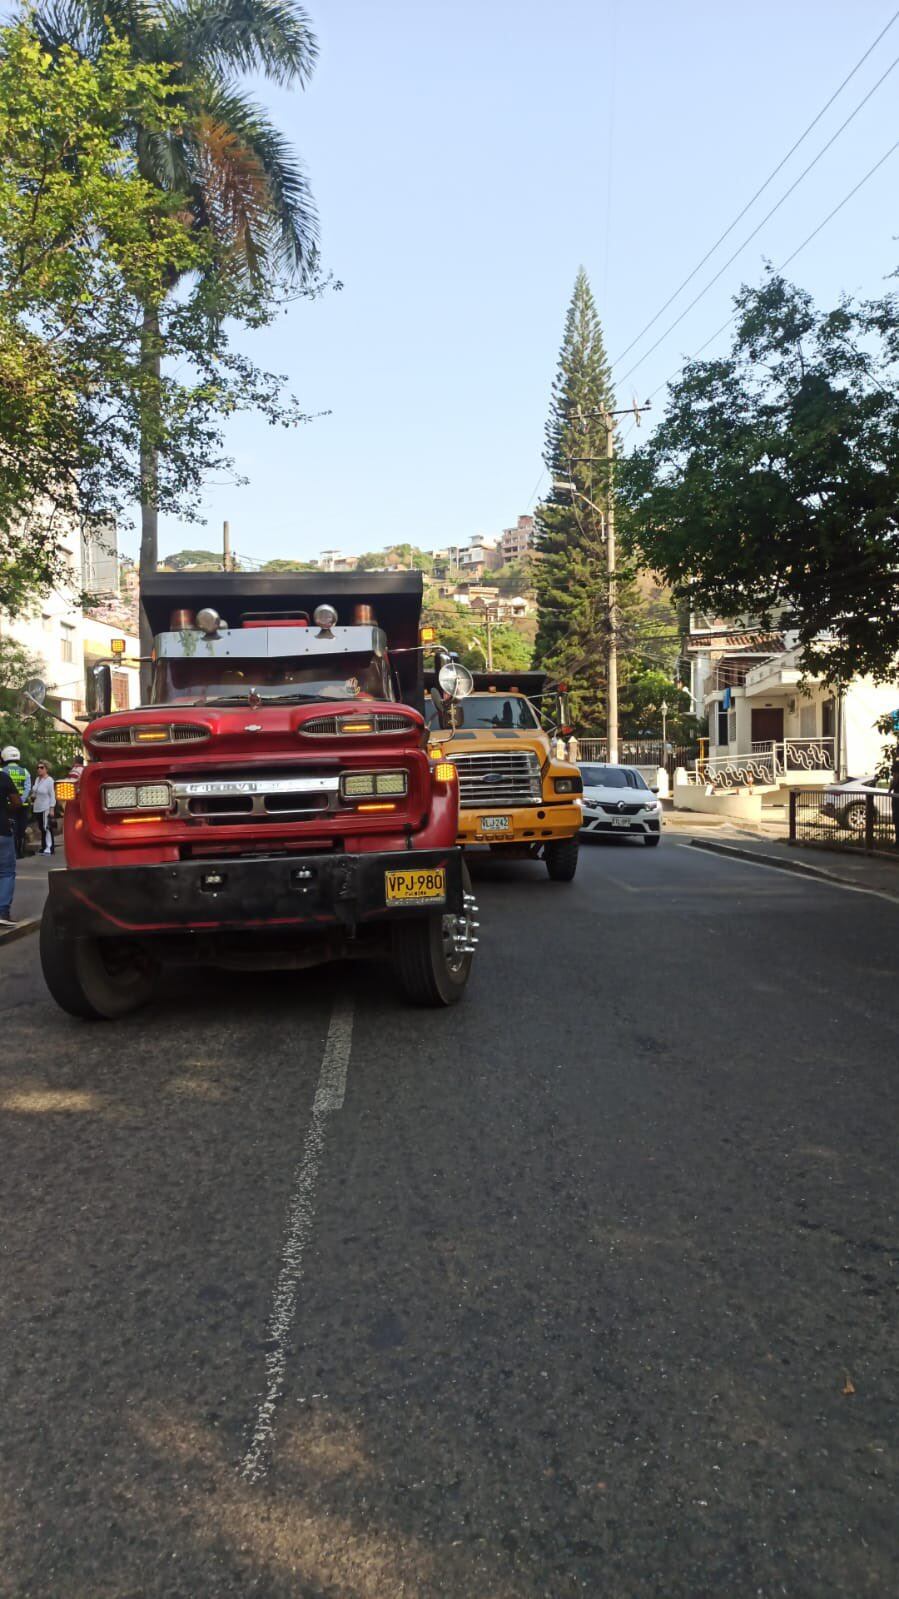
[183,692,344,708]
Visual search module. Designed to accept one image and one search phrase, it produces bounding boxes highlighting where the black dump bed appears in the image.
[424,668,549,700]
[141,570,425,706]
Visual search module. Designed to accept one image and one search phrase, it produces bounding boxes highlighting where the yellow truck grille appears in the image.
[450,751,543,808]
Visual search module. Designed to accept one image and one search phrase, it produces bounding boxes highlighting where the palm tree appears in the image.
[31,0,319,671]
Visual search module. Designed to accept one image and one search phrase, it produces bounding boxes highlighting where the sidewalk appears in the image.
[687,831,899,901]
[0,845,59,945]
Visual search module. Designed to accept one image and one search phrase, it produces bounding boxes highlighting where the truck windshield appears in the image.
[152,652,394,706]
[450,694,539,730]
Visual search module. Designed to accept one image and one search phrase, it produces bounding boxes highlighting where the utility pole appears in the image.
[485,607,494,671]
[601,410,619,765]
[223,520,232,573]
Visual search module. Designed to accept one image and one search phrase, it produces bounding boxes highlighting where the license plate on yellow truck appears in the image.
[385,867,446,906]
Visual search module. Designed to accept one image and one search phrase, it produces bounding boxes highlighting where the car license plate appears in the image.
[385,867,446,906]
[611,816,632,829]
[480,815,511,832]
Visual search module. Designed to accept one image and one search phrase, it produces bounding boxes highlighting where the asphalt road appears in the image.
[1,838,896,1598]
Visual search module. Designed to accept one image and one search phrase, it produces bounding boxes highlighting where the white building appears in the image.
[500,515,536,563]
[686,614,898,794]
[0,524,139,729]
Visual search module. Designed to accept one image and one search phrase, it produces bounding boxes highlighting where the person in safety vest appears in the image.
[1,747,31,858]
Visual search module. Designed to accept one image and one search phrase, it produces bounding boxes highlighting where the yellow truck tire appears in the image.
[543,836,579,882]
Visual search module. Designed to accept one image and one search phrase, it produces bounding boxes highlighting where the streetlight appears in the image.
[661,698,668,745]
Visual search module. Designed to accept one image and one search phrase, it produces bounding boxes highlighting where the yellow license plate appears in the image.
[385,867,446,906]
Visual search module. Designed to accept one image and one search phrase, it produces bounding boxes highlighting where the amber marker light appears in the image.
[356,802,396,812]
[110,638,126,655]
[55,780,77,802]
[433,762,456,782]
[341,721,374,733]
[420,625,436,643]
[120,814,165,824]
[134,727,168,742]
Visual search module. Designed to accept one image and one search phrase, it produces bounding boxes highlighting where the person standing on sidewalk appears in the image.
[891,752,899,848]
[0,763,22,925]
[31,761,56,856]
[1,746,31,858]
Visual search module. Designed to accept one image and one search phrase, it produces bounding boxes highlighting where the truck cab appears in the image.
[425,670,582,881]
[38,572,479,1018]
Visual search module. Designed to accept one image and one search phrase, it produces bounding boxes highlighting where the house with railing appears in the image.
[684,614,897,800]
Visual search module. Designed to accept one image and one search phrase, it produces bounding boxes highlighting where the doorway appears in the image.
[751,707,784,745]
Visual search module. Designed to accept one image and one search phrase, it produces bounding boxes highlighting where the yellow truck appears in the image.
[426,669,583,881]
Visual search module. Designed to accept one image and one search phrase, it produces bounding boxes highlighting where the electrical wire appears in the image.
[646,134,899,405]
[610,6,899,373]
[615,49,899,394]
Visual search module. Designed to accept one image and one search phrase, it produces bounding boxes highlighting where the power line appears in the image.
[614,41,899,391]
[610,6,899,373]
[647,134,899,405]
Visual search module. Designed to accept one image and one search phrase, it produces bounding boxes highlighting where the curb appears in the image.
[688,837,899,901]
[0,917,39,948]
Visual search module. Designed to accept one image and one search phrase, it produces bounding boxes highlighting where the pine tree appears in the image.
[535,268,639,729]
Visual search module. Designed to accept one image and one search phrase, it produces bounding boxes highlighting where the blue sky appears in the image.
[145,0,899,568]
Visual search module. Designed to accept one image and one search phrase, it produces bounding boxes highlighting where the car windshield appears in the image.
[152,652,393,706]
[450,694,539,730]
[580,765,648,790]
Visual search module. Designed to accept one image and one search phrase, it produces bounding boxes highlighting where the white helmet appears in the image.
[1,746,20,763]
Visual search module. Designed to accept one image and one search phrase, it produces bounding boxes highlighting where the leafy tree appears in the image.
[534,268,640,726]
[422,596,532,672]
[0,25,205,613]
[161,549,224,571]
[261,557,321,571]
[618,666,696,742]
[32,0,321,663]
[0,637,81,772]
[620,272,899,685]
[493,557,536,595]
[0,22,314,638]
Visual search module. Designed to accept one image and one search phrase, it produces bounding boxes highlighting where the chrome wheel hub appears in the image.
[442,889,480,972]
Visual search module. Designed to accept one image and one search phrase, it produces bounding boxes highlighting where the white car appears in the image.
[578,763,663,846]
[819,775,887,833]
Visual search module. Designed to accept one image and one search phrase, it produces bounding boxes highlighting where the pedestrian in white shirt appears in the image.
[32,762,56,856]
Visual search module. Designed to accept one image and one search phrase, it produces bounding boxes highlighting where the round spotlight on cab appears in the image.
[313,603,338,629]
[196,607,222,635]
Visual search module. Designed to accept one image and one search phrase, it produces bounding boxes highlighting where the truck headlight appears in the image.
[554,776,583,795]
[340,771,407,800]
[103,782,172,811]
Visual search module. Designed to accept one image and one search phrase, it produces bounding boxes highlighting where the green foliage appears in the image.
[0,21,314,618]
[161,549,224,570]
[620,272,899,685]
[0,637,81,771]
[355,545,435,573]
[492,558,536,596]
[618,666,697,742]
[422,595,533,673]
[534,268,625,726]
[261,557,321,571]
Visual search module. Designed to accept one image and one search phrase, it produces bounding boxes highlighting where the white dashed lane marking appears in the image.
[241,994,354,1482]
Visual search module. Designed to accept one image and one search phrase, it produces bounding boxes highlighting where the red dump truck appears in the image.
[38,572,478,1018]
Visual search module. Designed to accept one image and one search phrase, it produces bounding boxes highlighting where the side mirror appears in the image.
[92,663,112,718]
[21,677,47,712]
[438,660,474,701]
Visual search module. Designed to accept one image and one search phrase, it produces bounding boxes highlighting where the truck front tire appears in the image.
[543,837,580,882]
[392,864,477,1006]
[40,905,158,1021]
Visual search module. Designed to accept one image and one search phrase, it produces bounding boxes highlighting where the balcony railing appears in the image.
[694,738,835,788]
